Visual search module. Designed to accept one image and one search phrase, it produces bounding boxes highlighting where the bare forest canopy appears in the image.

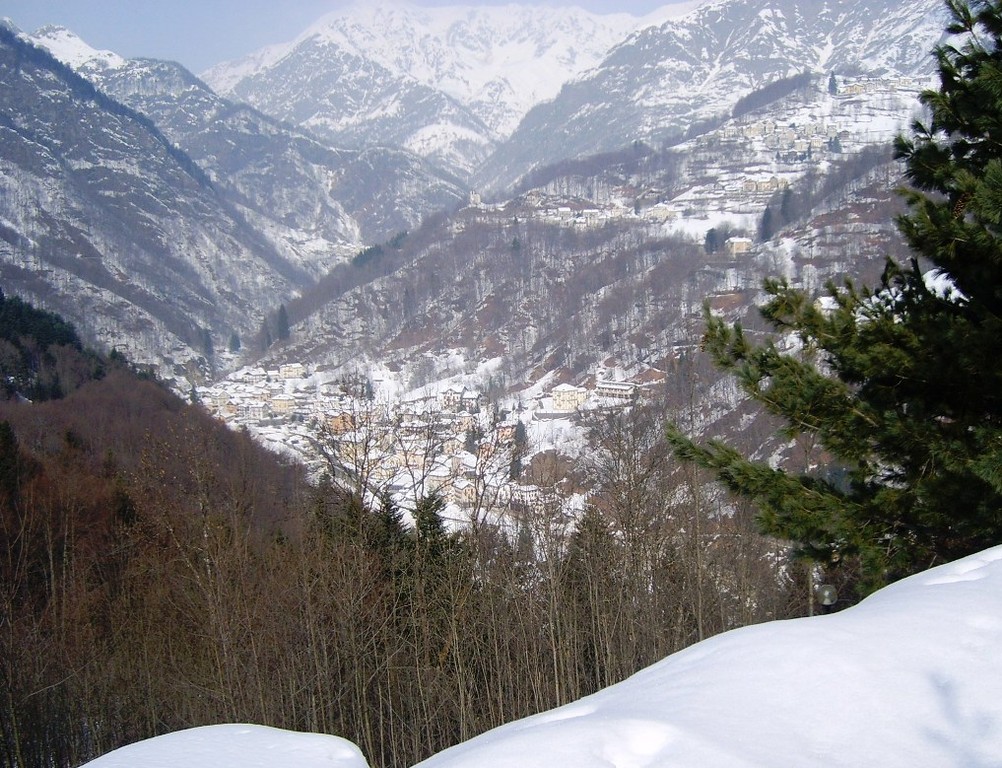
[0,298,805,768]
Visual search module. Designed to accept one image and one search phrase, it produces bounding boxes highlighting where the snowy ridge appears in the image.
[198,41,290,95]
[200,2,702,177]
[25,24,126,71]
[286,3,649,136]
[203,2,683,139]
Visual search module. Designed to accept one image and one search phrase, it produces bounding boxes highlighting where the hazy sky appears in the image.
[4,1,694,75]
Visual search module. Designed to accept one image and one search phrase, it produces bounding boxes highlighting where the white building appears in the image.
[551,383,589,412]
[279,362,306,380]
[595,380,636,401]
[725,237,753,257]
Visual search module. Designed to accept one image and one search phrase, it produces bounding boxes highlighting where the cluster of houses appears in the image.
[718,75,925,156]
[199,363,645,516]
[459,74,927,238]
[719,117,844,156]
[201,362,309,420]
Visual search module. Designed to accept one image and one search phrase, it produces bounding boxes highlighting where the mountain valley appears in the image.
[0,0,939,482]
[4,3,992,766]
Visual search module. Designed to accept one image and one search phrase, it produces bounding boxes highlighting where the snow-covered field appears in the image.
[82,545,1002,768]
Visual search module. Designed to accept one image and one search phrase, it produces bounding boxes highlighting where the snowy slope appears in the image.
[77,546,1002,767]
[79,724,368,768]
[479,0,949,191]
[416,545,1002,768]
[25,23,126,71]
[201,3,689,176]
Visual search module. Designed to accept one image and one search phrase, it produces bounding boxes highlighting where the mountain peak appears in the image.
[28,24,126,71]
[203,2,658,143]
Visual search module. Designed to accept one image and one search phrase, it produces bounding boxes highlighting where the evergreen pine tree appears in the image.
[704,228,720,254]
[260,319,273,351]
[414,491,450,562]
[370,490,412,585]
[666,0,1002,595]
[276,304,291,341]
[758,206,775,242]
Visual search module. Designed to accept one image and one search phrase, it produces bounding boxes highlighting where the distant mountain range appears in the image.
[199,0,946,188]
[201,4,685,177]
[0,21,465,382]
[477,0,947,190]
[0,0,949,388]
[27,24,466,255]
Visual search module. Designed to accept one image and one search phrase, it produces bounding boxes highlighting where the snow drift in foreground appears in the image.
[418,546,1002,768]
[79,724,367,768]
[82,547,1002,768]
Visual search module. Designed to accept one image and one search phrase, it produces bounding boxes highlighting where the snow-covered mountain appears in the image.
[201,3,687,178]
[26,25,466,258]
[199,0,948,190]
[0,25,308,381]
[0,0,952,395]
[24,23,127,72]
[478,0,949,191]
[0,23,473,382]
